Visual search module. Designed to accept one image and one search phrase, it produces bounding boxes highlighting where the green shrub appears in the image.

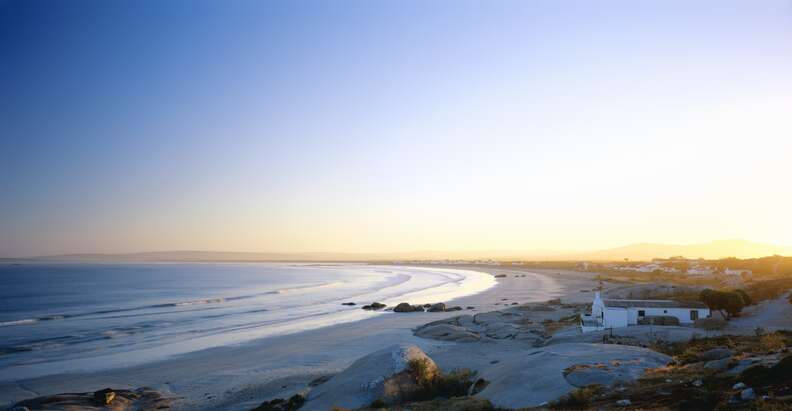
[407,358,438,388]
[405,361,481,403]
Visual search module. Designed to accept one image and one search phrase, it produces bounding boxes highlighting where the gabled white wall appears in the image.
[604,307,628,328]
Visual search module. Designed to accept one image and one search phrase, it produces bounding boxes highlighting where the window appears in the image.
[663,309,667,314]
[690,310,699,321]
[638,310,645,317]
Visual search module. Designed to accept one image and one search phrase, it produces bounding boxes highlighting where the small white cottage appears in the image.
[581,292,710,332]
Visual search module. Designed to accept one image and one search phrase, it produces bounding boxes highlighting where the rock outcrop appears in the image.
[393,302,423,313]
[473,343,671,408]
[414,324,481,342]
[427,303,446,312]
[413,302,583,346]
[11,387,171,410]
[302,344,437,411]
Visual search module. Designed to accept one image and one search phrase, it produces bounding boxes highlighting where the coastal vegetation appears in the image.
[700,289,749,319]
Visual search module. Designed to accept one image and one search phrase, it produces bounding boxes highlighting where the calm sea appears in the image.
[0,262,494,380]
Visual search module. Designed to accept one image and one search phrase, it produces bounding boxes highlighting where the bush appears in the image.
[404,359,481,403]
[552,385,603,408]
[407,358,438,388]
[735,289,752,306]
[700,289,746,319]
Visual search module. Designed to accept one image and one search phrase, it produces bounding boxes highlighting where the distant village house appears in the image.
[581,292,710,332]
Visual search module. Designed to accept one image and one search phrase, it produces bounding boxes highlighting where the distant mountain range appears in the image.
[9,240,791,263]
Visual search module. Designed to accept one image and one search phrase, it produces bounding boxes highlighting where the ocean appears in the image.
[0,262,494,380]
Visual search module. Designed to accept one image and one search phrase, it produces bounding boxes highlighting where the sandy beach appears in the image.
[0,266,598,410]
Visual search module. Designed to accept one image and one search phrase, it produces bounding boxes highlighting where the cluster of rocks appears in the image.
[730,382,757,403]
[393,302,463,313]
[356,301,465,312]
[361,302,386,310]
[692,346,783,376]
[10,387,171,410]
[413,300,585,345]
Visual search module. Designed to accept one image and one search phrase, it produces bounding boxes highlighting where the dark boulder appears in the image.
[394,303,422,313]
[13,387,171,410]
[94,388,115,405]
[427,303,446,312]
[362,302,387,310]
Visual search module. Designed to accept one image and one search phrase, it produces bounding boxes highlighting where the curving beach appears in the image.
[0,264,597,410]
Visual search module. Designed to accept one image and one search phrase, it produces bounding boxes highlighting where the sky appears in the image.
[1,0,792,257]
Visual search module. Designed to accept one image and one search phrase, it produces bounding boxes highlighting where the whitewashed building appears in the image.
[581,292,710,332]
[687,266,715,276]
[724,268,752,277]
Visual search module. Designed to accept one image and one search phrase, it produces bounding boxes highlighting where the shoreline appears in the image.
[0,266,599,410]
[0,264,496,383]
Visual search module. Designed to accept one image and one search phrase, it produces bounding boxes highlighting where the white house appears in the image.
[687,266,715,276]
[581,292,710,332]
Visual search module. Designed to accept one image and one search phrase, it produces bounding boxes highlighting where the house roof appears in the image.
[603,299,708,309]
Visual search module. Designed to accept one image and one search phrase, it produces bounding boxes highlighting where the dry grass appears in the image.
[759,333,787,352]
[550,385,604,408]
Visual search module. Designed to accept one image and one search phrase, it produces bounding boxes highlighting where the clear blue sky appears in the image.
[2,0,791,257]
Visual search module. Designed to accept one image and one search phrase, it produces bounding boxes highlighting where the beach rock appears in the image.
[616,399,632,406]
[494,274,507,278]
[452,315,485,333]
[727,354,783,376]
[94,388,115,405]
[362,302,386,310]
[251,394,305,411]
[484,323,521,339]
[466,306,475,310]
[414,324,480,342]
[393,302,421,313]
[447,306,463,311]
[12,387,171,410]
[704,357,732,371]
[563,351,672,388]
[342,302,356,306]
[733,382,747,390]
[475,343,671,409]
[740,388,756,401]
[427,303,446,312]
[700,347,733,361]
[474,311,524,325]
[302,344,438,411]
